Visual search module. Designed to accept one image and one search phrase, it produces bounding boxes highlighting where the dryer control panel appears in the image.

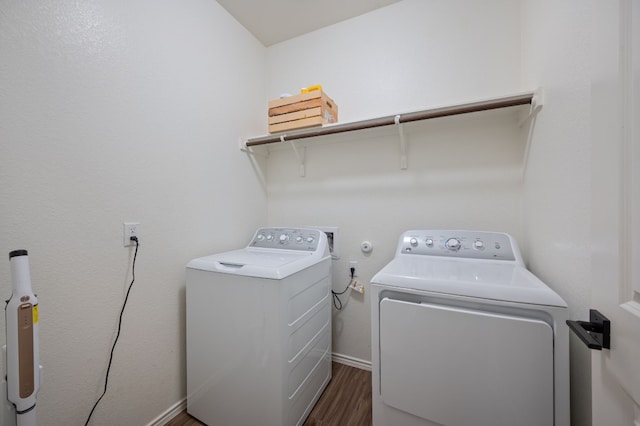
[398,230,518,261]
[249,228,322,252]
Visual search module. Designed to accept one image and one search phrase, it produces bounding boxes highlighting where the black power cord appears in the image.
[85,236,139,426]
[332,266,355,310]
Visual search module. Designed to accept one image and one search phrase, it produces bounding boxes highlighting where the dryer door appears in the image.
[379,298,554,426]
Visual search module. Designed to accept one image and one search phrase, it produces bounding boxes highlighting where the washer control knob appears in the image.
[410,237,418,247]
[295,236,304,243]
[266,234,274,241]
[306,236,315,244]
[473,240,484,250]
[279,234,289,243]
[256,234,265,241]
[425,239,434,247]
[445,238,461,251]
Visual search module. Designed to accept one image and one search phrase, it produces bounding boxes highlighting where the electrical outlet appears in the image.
[123,222,140,246]
[349,260,358,277]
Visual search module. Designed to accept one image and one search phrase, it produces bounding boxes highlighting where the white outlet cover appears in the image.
[123,222,140,246]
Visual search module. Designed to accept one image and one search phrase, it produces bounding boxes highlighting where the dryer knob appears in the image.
[279,234,290,243]
[410,238,418,247]
[473,240,485,250]
[256,234,265,241]
[425,239,434,247]
[295,236,304,243]
[445,238,461,251]
[306,236,315,244]
[266,234,274,241]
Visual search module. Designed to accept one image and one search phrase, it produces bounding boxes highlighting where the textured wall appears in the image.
[264,0,523,362]
[0,0,266,424]
[520,1,593,425]
[0,0,598,424]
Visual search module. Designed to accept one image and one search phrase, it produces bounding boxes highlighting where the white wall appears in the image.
[264,0,523,361]
[267,0,521,123]
[0,0,266,424]
[0,0,596,424]
[520,1,592,425]
[265,1,594,424]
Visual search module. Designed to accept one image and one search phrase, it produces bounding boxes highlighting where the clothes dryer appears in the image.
[371,230,569,426]
[186,227,331,426]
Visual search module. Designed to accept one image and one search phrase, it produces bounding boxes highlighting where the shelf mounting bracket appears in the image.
[239,137,268,158]
[281,135,306,177]
[520,88,545,178]
[518,87,544,127]
[395,115,408,170]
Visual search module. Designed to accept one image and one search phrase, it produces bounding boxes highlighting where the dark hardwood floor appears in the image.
[165,411,204,426]
[166,362,372,426]
[304,361,372,426]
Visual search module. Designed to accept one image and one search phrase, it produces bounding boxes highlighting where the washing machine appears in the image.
[370,230,569,426]
[186,227,332,426]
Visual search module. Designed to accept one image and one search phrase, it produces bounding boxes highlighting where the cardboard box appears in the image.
[268,90,338,133]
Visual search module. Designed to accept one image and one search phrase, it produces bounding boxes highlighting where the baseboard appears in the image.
[149,353,370,425]
[332,352,372,371]
[146,398,186,426]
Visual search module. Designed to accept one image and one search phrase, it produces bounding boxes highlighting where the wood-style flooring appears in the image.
[166,362,372,426]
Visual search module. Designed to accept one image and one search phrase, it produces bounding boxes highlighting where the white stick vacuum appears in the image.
[3,250,41,426]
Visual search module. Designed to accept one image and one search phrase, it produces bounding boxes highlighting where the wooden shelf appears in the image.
[244,91,539,148]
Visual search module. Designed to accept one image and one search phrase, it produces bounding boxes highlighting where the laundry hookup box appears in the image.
[268,89,338,133]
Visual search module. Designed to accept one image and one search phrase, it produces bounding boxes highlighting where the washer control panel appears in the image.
[249,228,321,252]
[398,230,516,261]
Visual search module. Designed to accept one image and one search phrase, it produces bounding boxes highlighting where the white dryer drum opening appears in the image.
[379,298,554,426]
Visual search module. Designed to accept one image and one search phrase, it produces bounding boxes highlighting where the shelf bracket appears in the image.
[282,135,306,177]
[239,137,268,158]
[518,87,544,127]
[395,115,408,170]
[239,136,249,153]
[520,88,545,178]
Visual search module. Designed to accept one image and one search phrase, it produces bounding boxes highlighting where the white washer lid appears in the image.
[186,248,322,279]
[371,256,567,307]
